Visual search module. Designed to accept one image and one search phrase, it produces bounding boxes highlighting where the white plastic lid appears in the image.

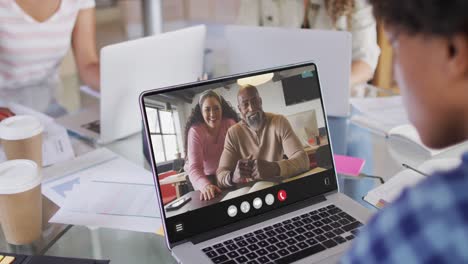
[0,160,41,194]
[0,115,43,140]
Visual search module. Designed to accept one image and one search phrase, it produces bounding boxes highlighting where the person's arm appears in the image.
[350,60,374,86]
[216,128,242,188]
[276,116,310,178]
[71,7,100,91]
[349,0,381,86]
[341,181,450,263]
[186,127,211,191]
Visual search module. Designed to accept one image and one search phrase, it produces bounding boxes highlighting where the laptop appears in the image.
[57,25,206,144]
[140,62,371,264]
[225,25,351,117]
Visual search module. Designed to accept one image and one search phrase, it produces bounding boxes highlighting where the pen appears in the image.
[402,163,429,177]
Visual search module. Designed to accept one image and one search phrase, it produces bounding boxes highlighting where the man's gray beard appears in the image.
[246,111,264,130]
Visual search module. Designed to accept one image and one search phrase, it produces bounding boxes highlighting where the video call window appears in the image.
[144,65,333,219]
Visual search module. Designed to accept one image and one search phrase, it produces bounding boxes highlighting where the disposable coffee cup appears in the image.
[0,115,44,167]
[0,160,42,245]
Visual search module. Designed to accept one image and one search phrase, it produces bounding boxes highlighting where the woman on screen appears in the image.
[184,90,240,201]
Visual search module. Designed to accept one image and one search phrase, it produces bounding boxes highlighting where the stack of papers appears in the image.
[350,96,447,162]
[364,158,462,209]
[350,96,409,135]
[43,148,163,234]
[0,103,74,166]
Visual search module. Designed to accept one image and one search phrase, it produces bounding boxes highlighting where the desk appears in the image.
[2,22,464,263]
[38,118,386,263]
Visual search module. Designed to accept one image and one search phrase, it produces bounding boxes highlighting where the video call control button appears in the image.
[278,190,287,202]
[175,223,184,232]
[240,201,251,213]
[253,198,262,209]
[227,205,238,217]
[265,194,274,205]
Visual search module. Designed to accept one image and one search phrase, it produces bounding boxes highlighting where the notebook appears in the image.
[363,158,462,209]
[333,155,365,177]
[350,96,454,164]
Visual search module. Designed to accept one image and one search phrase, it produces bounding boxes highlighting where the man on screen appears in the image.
[216,85,310,188]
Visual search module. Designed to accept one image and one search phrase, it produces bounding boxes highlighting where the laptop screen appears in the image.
[141,63,337,244]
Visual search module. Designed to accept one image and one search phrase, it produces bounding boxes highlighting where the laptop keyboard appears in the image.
[202,205,362,264]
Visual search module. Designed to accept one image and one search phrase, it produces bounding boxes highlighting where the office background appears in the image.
[59,0,396,116]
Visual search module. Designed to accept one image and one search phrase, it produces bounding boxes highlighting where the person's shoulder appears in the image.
[188,123,205,137]
[416,158,468,200]
[343,155,468,262]
[353,0,372,10]
[267,112,286,122]
[0,0,14,12]
[67,0,95,10]
[227,121,243,133]
[367,159,468,237]
[267,113,290,128]
[79,0,96,8]
[393,161,468,216]
[223,118,238,127]
[58,0,94,13]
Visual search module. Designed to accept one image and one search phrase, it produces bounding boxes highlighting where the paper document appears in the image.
[51,179,162,233]
[350,97,449,161]
[45,148,162,233]
[51,210,161,234]
[350,96,409,135]
[42,148,153,206]
[364,158,462,208]
[63,180,159,218]
[0,103,74,166]
[388,125,445,157]
[42,123,75,166]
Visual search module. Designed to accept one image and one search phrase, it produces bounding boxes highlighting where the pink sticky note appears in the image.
[333,154,366,176]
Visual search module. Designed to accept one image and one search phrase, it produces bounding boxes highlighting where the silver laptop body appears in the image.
[140,62,372,264]
[57,25,206,144]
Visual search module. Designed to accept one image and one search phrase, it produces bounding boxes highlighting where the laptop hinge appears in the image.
[190,194,327,245]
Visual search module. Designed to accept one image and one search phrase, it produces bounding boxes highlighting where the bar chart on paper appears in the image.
[64,181,159,218]
[46,148,163,233]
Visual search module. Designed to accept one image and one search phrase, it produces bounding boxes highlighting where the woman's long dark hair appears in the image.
[183,94,240,159]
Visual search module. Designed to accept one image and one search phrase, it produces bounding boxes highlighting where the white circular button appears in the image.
[227,205,238,217]
[265,194,274,205]
[253,197,262,209]
[240,201,251,213]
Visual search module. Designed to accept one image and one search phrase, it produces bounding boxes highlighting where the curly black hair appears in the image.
[183,95,240,159]
[370,0,468,37]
